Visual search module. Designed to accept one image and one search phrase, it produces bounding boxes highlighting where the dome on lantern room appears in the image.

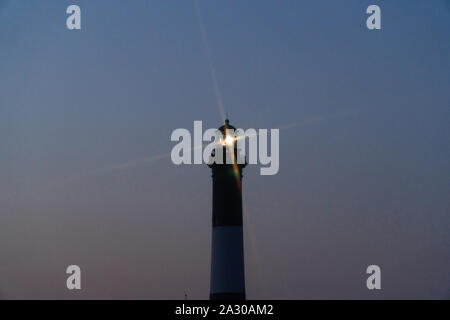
[218,119,235,135]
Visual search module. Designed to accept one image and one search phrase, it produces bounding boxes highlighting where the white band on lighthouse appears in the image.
[210,226,245,295]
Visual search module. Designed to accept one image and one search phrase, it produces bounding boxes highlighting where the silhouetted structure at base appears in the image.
[208,119,246,300]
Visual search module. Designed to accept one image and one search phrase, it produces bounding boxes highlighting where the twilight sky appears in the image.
[0,0,449,299]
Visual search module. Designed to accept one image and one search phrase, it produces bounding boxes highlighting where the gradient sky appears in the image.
[0,0,449,299]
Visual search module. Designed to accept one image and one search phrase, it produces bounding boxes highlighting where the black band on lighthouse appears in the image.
[211,165,244,227]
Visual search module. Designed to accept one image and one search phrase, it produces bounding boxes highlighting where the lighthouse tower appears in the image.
[208,119,246,300]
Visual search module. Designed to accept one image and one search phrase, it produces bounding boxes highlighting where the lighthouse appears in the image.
[208,119,246,300]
